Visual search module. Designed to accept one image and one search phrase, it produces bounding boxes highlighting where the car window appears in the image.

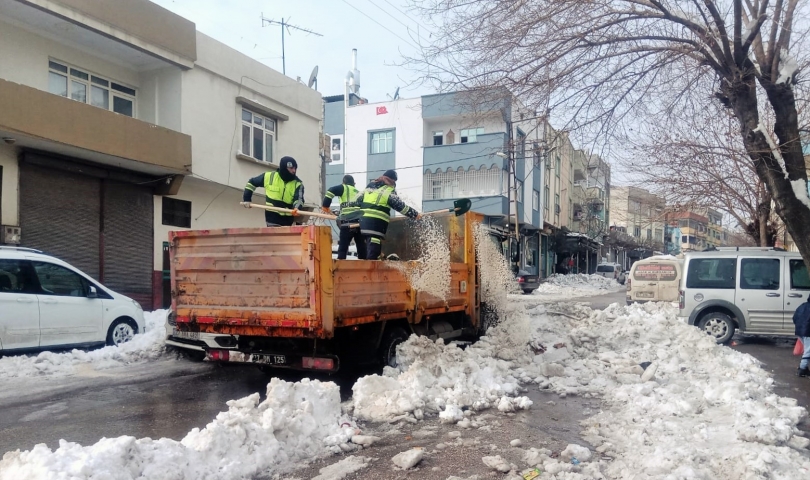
[740,258,780,290]
[0,259,37,294]
[32,261,88,297]
[686,258,736,289]
[657,264,679,282]
[789,260,810,290]
[596,265,615,272]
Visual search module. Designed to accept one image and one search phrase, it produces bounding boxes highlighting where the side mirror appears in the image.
[87,285,98,298]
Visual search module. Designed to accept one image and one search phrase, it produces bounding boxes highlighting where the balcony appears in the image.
[0,79,191,175]
[423,132,507,173]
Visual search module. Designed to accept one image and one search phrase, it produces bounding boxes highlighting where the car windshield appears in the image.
[596,265,615,272]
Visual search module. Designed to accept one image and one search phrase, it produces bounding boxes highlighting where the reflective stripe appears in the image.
[325,191,336,199]
[245,184,256,191]
[370,237,381,244]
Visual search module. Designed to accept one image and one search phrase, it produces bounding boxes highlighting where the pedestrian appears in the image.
[793,296,810,377]
[322,174,366,260]
[240,156,304,227]
[356,169,420,260]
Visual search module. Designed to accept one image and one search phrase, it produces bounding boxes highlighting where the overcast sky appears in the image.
[150,0,434,103]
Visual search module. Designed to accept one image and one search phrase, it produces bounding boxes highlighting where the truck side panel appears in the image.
[170,226,333,338]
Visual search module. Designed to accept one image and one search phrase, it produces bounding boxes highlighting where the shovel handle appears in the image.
[248,203,338,220]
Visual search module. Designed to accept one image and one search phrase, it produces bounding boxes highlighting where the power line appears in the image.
[339,0,420,50]
[360,0,431,45]
[380,0,435,36]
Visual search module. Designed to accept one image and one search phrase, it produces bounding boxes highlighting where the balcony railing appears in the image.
[423,132,507,172]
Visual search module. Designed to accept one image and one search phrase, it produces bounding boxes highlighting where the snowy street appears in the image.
[1,275,809,479]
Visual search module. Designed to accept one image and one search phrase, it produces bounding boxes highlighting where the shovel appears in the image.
[421,198,472,217]
[247,203,338,220]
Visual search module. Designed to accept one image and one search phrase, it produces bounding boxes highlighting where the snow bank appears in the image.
[0,310,168,378]
[517,302,810,478]
[0,378,350,480]
[544,273,619,290]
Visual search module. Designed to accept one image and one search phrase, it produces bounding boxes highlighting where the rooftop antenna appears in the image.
[392,86,400,100]
[307,65,319,90]
[261,14,323,76]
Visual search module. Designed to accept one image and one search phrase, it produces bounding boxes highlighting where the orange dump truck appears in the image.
[165,211,493,372]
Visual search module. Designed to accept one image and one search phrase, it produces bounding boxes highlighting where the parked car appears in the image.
[678,247,809,344]
[627,256,683,304]
[517,270,540,294]
[0,246,145,355]
[596,263,622,282]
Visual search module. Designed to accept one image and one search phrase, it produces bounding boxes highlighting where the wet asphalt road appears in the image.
[1,289,807,459]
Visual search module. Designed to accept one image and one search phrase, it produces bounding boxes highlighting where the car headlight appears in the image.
[131,299,143,310]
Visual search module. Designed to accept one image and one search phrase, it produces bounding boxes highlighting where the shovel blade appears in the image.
[452,198,472,216]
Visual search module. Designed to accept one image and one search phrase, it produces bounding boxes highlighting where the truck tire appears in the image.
[379,327,409,368]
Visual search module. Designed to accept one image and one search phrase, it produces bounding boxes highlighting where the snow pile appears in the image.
[0,310,169,378]
[0,378,351,480]
[545,273,618,289]
[528,273,623,302]
[515,301,810,478]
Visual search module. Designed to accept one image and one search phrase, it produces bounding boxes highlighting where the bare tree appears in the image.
[623,96,780,245]
[410,0,810,270]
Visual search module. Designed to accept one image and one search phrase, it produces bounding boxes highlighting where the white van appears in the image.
[626,256,684,304]
[678,247,809,344]
[595,263,622,282]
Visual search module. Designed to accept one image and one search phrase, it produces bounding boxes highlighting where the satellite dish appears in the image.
[308,65,319,89]
[393,86,400,100]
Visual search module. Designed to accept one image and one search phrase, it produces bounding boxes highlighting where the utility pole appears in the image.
[260,15,323,75]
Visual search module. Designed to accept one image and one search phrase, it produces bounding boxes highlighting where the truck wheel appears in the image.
[698,312,735,344]
[380,328,409,368]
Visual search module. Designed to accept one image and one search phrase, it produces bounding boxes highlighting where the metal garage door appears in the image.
[20,163,101,278]
[19,161,154,307]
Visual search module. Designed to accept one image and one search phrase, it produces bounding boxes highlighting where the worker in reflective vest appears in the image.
[358,169,420,260]
[240,156,304,227]
[322,174,365,260]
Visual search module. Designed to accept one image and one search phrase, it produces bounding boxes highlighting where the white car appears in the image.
[0,246,145,354]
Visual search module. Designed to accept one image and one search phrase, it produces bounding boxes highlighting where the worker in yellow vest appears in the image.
[322,174,365,260]
[240,157,304,227]
[358,169,420,260]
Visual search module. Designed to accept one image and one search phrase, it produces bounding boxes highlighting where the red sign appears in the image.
[376,106,388,115]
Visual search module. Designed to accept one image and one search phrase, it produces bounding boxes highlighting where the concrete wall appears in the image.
[183,32,323,196]
[0,144,19,226]
[345,98,423,207]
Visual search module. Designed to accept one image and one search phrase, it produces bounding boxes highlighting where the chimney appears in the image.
[351,48,361,95]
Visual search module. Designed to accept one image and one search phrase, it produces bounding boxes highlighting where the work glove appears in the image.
[321,206,331,214]
[416,213,422,220]
[240,202,252,208]
[291,208,299,216]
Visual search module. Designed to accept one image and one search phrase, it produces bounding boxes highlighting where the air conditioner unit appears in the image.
[2,225,21,245]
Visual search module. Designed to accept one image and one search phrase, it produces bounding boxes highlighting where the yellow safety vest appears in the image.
[340,185,360,215]
[361,185,394,222]
[264,172,301,216]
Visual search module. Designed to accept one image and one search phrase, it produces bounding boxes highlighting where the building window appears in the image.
[655,228,662,240]
[370,130,394,154]
[634,226,641,237]
[554,193,560,215]
[162,198,191,228]
[460,127,484,143]
[241,109,275,162]
[646,229,652,240]
[516,130,526,158]
[515,179,523,203]
[48,60,136,116]
[555,156,561,177]
[532,142,541,167]
[433,131,443,146]
[544,187,550,214]
[532,189,539,211]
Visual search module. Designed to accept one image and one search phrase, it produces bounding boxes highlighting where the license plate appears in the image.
[249,354,287,365]
[636,292,654,298]
[172,328,199,340]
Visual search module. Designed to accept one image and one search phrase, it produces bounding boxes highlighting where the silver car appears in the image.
[678,247,810,344]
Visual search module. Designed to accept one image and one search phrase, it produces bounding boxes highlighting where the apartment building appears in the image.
[324,86,548,279]
[0,0,322,308]
[609,186,666,256]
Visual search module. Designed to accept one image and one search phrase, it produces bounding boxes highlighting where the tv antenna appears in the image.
[307,65,319,90]
[261,15,323,76]
[386,86,400,101]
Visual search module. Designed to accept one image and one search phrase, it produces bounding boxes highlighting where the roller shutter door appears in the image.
[20,164,101,278]
[19,161,154,307]
[103,181,153,307]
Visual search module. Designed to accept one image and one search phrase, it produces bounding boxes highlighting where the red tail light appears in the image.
[517,277,525,283]
[302,357,335,370]
[208,350,230,361]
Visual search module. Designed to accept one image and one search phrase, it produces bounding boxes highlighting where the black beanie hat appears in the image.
[342,174,355,186]
[382,169,398,182]
[280,156,298,169]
